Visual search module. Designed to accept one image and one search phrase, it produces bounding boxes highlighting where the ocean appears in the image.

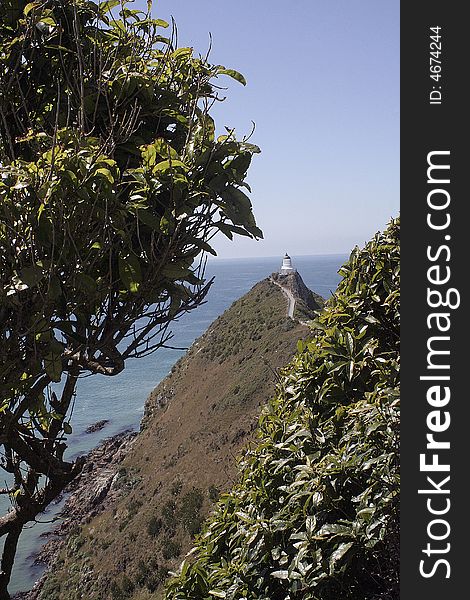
[4,253,348,595]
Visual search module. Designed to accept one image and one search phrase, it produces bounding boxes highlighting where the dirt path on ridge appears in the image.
[270,277,296,318]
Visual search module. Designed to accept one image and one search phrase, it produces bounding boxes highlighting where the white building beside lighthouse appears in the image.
[280,253,296,274]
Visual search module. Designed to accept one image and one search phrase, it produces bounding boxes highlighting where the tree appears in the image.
[0,1,261,596]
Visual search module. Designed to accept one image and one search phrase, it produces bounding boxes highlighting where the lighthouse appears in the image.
[280,253,296,274]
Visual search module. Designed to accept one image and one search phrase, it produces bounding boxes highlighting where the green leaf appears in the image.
[357,507,375,521]
[217,67,247,86]
[271,570,289,580]
[226,224,253,238]
[225,153,252,180]
[44,350,62,382]
[329,542,354,573]
[241,142,261,153]
[75,273,97,295]
[118,253,142,292]
[220,186,258,229]
[245,224,264,239]
[159,215,174,235]
[98,0,120,15]
[153,138,180,160]
[188,237,217,256]
[37,17,57,27]
[24,2,40,16]
[208,173,228,194]
[140,143,157,167]
[153,19,169,28]
[161,263,192,280]
[216,222,233,240]
[317,523,352,537]
[154,159,187,173]
[172,47,193,59]
[136,209,162,231]
[94,168,114,183]
[19,265,44,288]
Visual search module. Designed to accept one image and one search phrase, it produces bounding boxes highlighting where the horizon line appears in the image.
[207,251,350,261]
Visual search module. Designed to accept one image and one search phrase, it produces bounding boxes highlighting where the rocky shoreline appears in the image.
[84,419,110,434]
[14,430,137,600]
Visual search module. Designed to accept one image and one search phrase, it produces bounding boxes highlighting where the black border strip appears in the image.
[401,3,467,597]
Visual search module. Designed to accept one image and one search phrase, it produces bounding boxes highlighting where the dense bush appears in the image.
[147,516,163,538]
[178,488,205,536]
[165,218,400,600]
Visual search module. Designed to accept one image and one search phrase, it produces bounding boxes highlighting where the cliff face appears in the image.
[271,270,324,317]
[32,277,324,600]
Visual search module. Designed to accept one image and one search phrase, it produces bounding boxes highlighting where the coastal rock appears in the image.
[21,431,137,599]
[84,419,110,434]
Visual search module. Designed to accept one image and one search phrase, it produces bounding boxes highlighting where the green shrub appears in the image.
[170,479,183,497]
[161,499,176,530]
[136,559,164,592]
[165,218,400,600]
[162,538,182,560]
[208,486,220,502]
[147,516,163,537]
[121,575,134,596]
[177,488,204,536]
[110,582,125,600]
[126,498,143,518]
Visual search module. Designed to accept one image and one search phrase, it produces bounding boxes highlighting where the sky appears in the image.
[134,0,400,258]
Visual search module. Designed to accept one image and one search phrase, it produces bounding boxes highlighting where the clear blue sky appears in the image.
[135,0,399,258]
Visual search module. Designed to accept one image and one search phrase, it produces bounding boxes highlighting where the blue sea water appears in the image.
[4,253,347,595]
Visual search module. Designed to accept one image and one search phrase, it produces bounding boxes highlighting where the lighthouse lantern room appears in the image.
[280,253,296,274]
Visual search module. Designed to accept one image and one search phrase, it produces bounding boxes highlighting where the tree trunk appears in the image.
[0,525,22,600]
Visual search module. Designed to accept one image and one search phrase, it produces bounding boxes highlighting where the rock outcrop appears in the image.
[84,420,110,434]
[22,432,136,599]
[271,270,324,313]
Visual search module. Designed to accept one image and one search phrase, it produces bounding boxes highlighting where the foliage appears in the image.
[165,218,400,600]
[177,487,204,536]
[162,539,182,561]
[0,1,260,595]
[147,516,163,538]
[136,558,166,593]
[208,485,220,503]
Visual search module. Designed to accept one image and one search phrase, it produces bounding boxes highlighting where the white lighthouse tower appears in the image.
[280,253,296,274]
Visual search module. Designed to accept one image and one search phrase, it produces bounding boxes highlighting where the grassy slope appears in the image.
[39,278,321,600]
[164,219,400,600]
